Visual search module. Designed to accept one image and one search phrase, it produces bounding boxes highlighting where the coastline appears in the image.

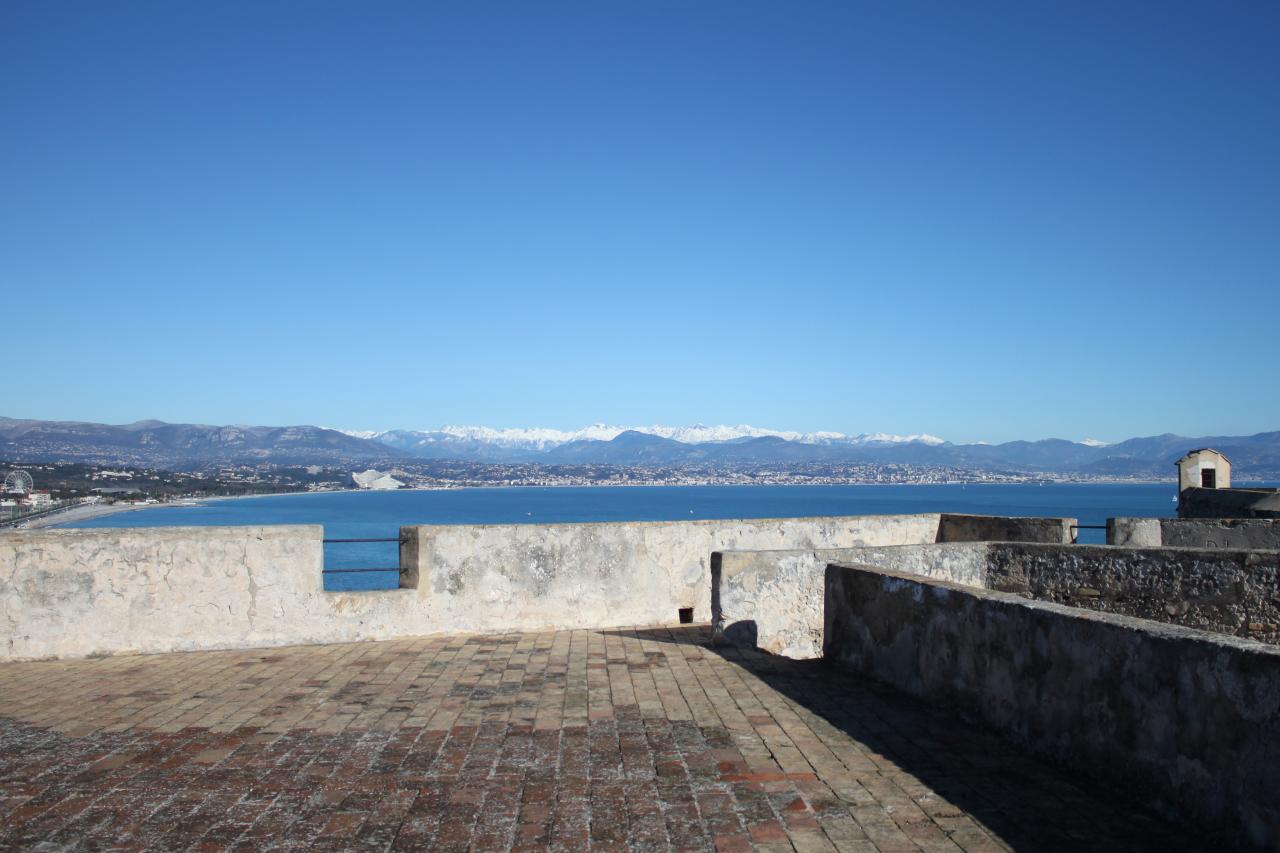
[159,481,1186,508]
[16,501,164,530]
[10,479,1213,532]
[30,491,295,529]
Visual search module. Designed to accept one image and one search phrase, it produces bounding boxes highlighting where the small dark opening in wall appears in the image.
[1202,469,1217,489]
[678,607,694,624]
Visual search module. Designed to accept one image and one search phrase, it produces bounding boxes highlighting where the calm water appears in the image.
[57,482,1211,590]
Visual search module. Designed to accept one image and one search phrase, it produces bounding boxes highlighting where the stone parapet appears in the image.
[986,542,1280,643]
[823,562,1280,853]
[1179,486,1280,519]
[1109,516,1280,549]
[399,513,942,636]
[714,538,1280,658]
[937,513,1076,544]
[712,542,989,658]
[1,514,942,660]
[709,513,1076,659]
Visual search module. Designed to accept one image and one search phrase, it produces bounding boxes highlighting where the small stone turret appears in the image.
[1176,448,1231,492]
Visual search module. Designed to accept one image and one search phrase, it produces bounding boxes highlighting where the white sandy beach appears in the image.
[15,492,297,530]
[14,501,173,530]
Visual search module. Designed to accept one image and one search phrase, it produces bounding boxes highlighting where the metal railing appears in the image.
[321,536,405,576]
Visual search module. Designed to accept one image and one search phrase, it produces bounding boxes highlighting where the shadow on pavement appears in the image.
[603,625,1209,853]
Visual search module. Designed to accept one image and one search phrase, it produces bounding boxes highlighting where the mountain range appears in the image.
[2,416,1279,476]
[362,424,947,462]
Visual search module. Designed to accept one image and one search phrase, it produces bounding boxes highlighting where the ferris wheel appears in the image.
[3,469,33,495]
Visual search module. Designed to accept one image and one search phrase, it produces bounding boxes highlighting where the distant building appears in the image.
[1176,448,1231,491]
[352,469,405,490]
[1176,447,1279,519]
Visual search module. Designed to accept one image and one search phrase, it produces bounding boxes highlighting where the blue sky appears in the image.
[3,2,1277,444]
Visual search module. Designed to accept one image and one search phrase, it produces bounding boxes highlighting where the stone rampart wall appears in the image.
[1,514,943,660]
[937,513,1075,544]
[823,563,1280,853]
[1105,517,1162,547]
[709,514,1076,659]
[986,543,1280,644]
[1179,486,1280,519]
[1,526,346,659]
[712,543,989,658]
[403,514,943,638]
[715,538,1280,658]
[1109,516,1280,550]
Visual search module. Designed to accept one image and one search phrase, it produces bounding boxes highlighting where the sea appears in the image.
[53,481,1256,591]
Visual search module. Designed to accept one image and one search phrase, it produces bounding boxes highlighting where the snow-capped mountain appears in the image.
[329,429,382,440]
[346,423,948,452]
[848,432,947,446]
[4,416,1277,474]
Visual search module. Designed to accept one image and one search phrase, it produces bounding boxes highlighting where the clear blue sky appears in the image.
[4,2,1277,444]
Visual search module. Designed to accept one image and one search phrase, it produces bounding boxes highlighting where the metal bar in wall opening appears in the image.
[321,567,402,574]
[321,535,405,579]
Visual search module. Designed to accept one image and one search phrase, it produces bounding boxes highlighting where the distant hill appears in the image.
[0,417,404,468]
[368,424,1280,475]
[543,430,694,464]
[4,416,1278,477]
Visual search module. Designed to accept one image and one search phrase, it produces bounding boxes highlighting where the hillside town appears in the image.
[3,456,1176,525]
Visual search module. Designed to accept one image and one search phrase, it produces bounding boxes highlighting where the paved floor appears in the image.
[0,626,1202,852]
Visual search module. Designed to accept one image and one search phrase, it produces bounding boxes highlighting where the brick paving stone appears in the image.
[0,626,1212,851]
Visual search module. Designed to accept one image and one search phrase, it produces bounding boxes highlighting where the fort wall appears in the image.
[712,542,990,658]
[823,562,1280,853]
[1,514,941,660]
[1178,486,1280,519]
[709,515,1078,658]
[0,525,407,660]
[1110,516,1280,549]
[986,542,1280,643]
[936,513,1075,544]
[400,513,940,642]
[716,540,1280,657]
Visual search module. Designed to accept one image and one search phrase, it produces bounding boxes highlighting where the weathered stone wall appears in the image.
[823,563,1280,853]
[1160,518,1280,549]
[1179,486,1280,519]
[1109,516,1280,550]
[986,543,1280,644]
[937,513,1076,544]
[712,543,989,658]
[1106,517,1162,547]
[407,514,944,639]
[0,526,382,660]
[709,514,1077,659]
[715,536,1280,659]
[1,514,943,660]
[14,517,1258,662]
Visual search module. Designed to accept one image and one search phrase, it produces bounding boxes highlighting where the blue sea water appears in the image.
[55,482,1219,590]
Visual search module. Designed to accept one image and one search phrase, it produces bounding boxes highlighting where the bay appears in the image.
[56,482,1225,590]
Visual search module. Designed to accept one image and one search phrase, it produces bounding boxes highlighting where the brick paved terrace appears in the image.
[0,626,1204,852]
